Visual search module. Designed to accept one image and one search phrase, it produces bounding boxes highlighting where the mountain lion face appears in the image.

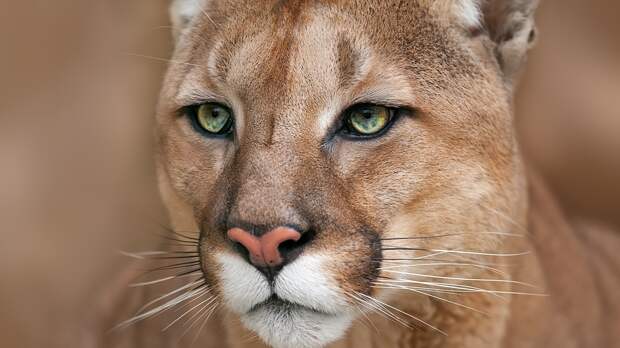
[156,1,537,347]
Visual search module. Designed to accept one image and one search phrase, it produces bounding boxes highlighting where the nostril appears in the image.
[227,226,314,269]
[260,227,302,266]
[278,229,316,262]
[227,228,264,265]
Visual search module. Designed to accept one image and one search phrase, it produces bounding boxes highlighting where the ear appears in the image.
[449,0,539,84]
[170,0,207,41]
[481,0,539,83]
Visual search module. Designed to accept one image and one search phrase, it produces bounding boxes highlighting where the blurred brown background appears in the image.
[0,0,618,347]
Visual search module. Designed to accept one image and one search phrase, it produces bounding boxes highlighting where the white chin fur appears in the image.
[215,252,355,347]
[241,306,353,348]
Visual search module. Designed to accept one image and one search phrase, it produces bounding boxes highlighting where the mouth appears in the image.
[249,295,337,317]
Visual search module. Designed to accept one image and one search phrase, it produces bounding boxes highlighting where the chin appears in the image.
[214,252,360,347]
[240,301,354,348]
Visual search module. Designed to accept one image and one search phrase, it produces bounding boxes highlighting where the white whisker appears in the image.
[355,304,380,333]
[376,283,488,315]
[357,292,447,335]
[349,292,410,329]
[163,295,216,331]
[178,297,215,333]
[179,299,219,341]
[431,249,530,257]
[411,251,451,260]
[375,278,502,294]
[374,285,480,295]
[191,303,220,345]
[383,231,525,241]
[379,262,509,276]
[381,259,511,267]
[135,280,204,315]
[129,272,201,287]
[124,53,202,67]
[379,269,536,288]
[118,250,169,259]
[375,279,547,297]
[118,284,208,329]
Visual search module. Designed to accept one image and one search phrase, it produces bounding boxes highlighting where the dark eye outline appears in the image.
[183,102,235,138]
[338,103,403,140]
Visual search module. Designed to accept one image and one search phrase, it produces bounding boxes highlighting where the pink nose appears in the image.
[227,227,302,267]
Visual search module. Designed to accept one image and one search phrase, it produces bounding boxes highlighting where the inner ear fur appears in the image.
[481,0,540,84]
[170,0,208,40]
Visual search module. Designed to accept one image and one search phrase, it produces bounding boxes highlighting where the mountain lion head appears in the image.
[155,0,538,347]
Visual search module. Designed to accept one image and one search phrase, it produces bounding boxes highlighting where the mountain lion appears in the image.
[89,1,620,347]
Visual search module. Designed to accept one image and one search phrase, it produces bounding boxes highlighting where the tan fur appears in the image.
[89,1,619,347]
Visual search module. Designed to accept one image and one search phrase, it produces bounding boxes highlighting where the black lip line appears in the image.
[247,295,336,316]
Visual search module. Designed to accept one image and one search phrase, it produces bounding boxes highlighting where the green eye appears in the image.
[195,103,233,135]
[345,105,392,136]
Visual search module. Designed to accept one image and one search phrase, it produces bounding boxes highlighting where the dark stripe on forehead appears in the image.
[261,0,310,89]
[271,0,310,15]
[210,1,309,87]
[211,34,239,82]
[336,35,361,90]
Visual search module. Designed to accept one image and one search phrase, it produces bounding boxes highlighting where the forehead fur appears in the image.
[173,0,501,103]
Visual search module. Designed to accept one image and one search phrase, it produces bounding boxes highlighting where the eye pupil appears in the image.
[345,105,392,137]
[194,103,234,136]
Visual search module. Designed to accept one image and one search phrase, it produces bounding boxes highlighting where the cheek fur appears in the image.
[275,254,351,314]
